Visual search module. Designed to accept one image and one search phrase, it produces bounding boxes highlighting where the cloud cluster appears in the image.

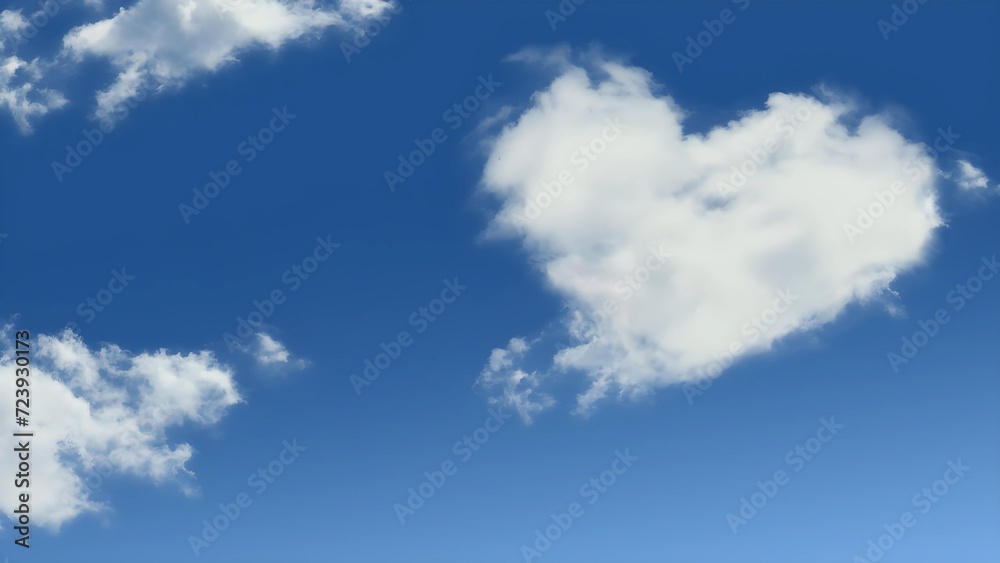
[0,326,241,529]
[478,50,943,416]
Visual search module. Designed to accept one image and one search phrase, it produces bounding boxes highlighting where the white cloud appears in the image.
[479,50,943,416]
[0,326,241,530]
[0,10,30,50]
[60,0,395,122]
[250,332,306,370]
[476,338,553,425]
[0,11,70,132]
[0,55,67,133]
[955,160,990,190]
[481,336,529,376]
[255,332,290,364]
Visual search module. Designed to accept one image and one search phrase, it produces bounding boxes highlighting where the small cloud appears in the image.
[249,332,307,372]
[955,160,991,190]
[255,333,290,364]
[477,338,554,425]
[481,336,529,377]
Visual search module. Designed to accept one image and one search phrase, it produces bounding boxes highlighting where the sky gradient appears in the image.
[1,1,998,562]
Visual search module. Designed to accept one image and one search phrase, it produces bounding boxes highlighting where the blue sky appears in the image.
[1,1,998,562]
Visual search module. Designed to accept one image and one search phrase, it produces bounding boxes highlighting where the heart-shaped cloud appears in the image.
[477,49,942,420]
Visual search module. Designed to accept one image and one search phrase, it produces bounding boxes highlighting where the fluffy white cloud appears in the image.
[58,0,395,122]
[0,326,241,530]
[479,50,943,415]
[955,160,991,190]
[476,338,553,425]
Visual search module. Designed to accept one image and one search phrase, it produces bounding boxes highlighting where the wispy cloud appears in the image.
[955,160,992,190]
